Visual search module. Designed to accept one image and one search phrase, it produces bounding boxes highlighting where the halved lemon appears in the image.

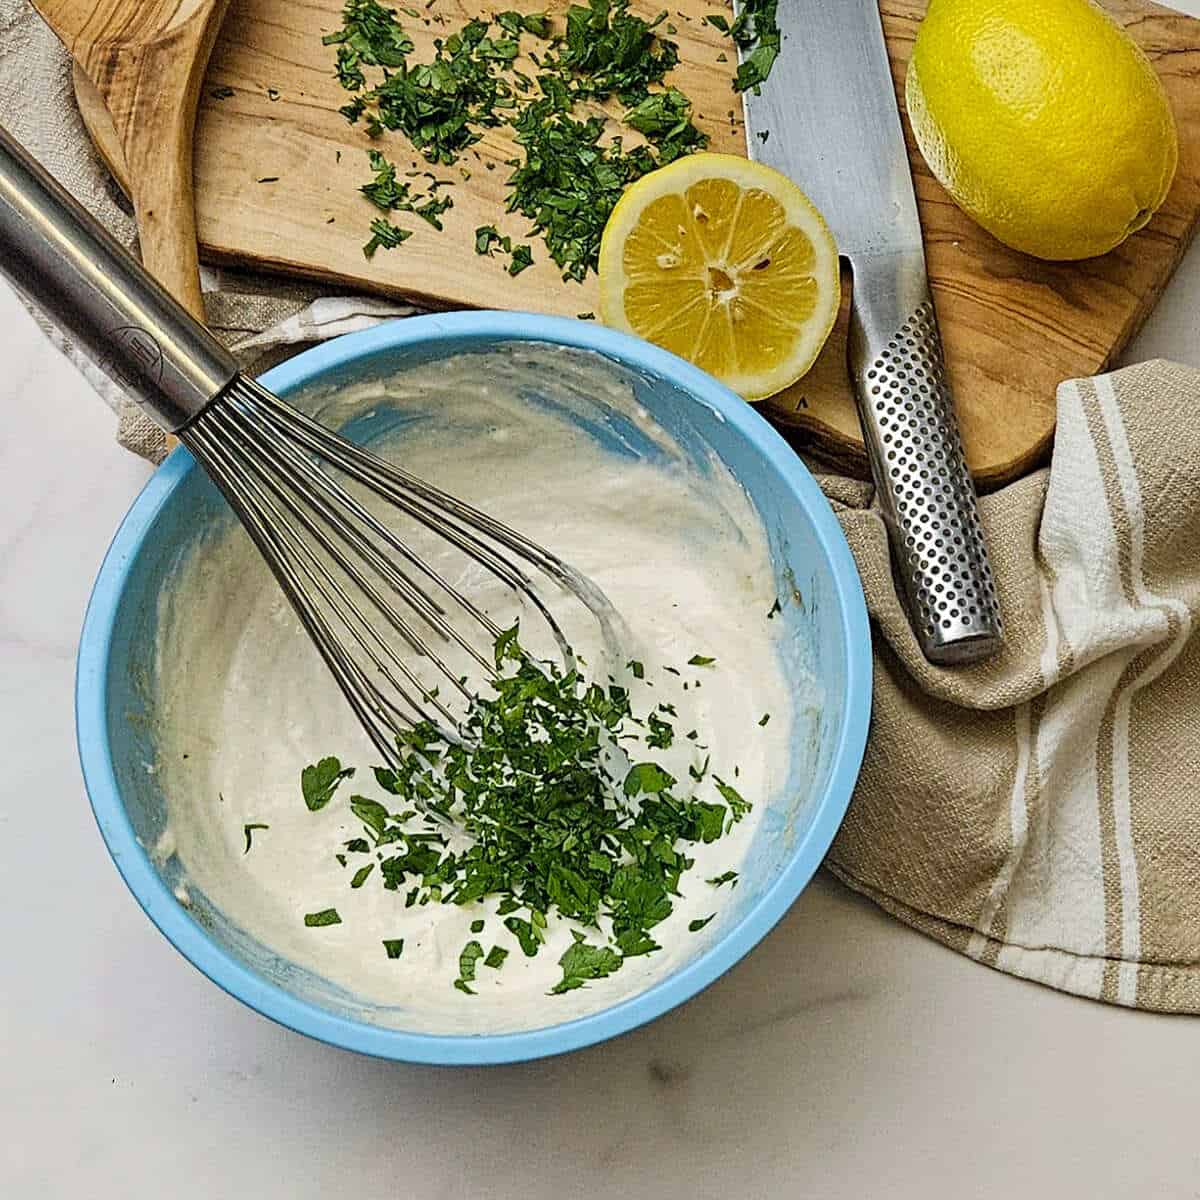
[598,153,840,401]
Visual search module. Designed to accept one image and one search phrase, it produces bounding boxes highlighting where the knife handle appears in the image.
[847,253,1004,665]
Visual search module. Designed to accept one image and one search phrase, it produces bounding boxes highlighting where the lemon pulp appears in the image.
[599,154,840,401]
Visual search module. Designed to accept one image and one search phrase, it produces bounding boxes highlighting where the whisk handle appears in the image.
[0,123,236,431]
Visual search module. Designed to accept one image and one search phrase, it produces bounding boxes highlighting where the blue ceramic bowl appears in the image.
[76,312,871,1065]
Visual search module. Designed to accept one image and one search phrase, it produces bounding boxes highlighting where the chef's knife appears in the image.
[740,0,1004,665]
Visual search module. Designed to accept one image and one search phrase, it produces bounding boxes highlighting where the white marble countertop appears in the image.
[6,70,1200,1195]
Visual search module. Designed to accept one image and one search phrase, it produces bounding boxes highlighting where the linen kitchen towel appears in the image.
[827,360,1200,1014]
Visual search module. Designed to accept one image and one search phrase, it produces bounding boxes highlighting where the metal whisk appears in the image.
[0,125,608,766]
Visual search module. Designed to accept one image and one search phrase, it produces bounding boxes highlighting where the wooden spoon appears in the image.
[30,0,232,322]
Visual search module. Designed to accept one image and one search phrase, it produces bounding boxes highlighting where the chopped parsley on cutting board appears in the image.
[321,0,781,277]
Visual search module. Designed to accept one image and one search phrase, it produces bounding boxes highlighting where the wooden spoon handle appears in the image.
[82,18,223,323]
[72,62,204,319]
[70,3,231,452]
[125,128,207,322]
[123,74,202,457]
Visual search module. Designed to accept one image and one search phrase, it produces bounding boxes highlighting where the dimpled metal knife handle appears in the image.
[849,253,1004,665]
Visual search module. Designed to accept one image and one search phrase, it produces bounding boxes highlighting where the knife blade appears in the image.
[739,0,1005,665]
[741,0,922,262]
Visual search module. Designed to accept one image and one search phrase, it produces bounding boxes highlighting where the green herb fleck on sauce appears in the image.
[302,757,354,811]
[348,795,389,836]
[551,932,623,994]
[304,908,343,927]
[714,777,751,822]
[455,939,485,994]
[242,823,269,854]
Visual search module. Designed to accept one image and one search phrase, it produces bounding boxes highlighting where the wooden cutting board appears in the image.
[77,0,1200,487]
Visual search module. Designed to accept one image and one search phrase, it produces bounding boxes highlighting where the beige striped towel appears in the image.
[7,0,1200,1015]
[827,360,1200,1013]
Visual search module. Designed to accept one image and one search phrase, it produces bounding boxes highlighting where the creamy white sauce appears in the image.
[154,345,799,1034]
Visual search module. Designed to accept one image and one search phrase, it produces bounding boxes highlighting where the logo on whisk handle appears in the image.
[102,325,165,389]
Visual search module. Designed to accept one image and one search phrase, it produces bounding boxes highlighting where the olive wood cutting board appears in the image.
[74,0,1200,487]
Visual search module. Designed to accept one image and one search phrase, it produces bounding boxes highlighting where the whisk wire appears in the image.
[184,423,415,766]
[188,418,467,730]
[222,401,464,637]
[175,376,614,754]
[219,387,552,682]
[232,382,536,603]
[237,380,589,621]
[224,381,586,673]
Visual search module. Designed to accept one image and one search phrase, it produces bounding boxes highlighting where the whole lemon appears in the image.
[906,0,1178,261]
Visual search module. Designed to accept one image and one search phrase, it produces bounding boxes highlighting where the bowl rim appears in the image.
[75,311,872,1065]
